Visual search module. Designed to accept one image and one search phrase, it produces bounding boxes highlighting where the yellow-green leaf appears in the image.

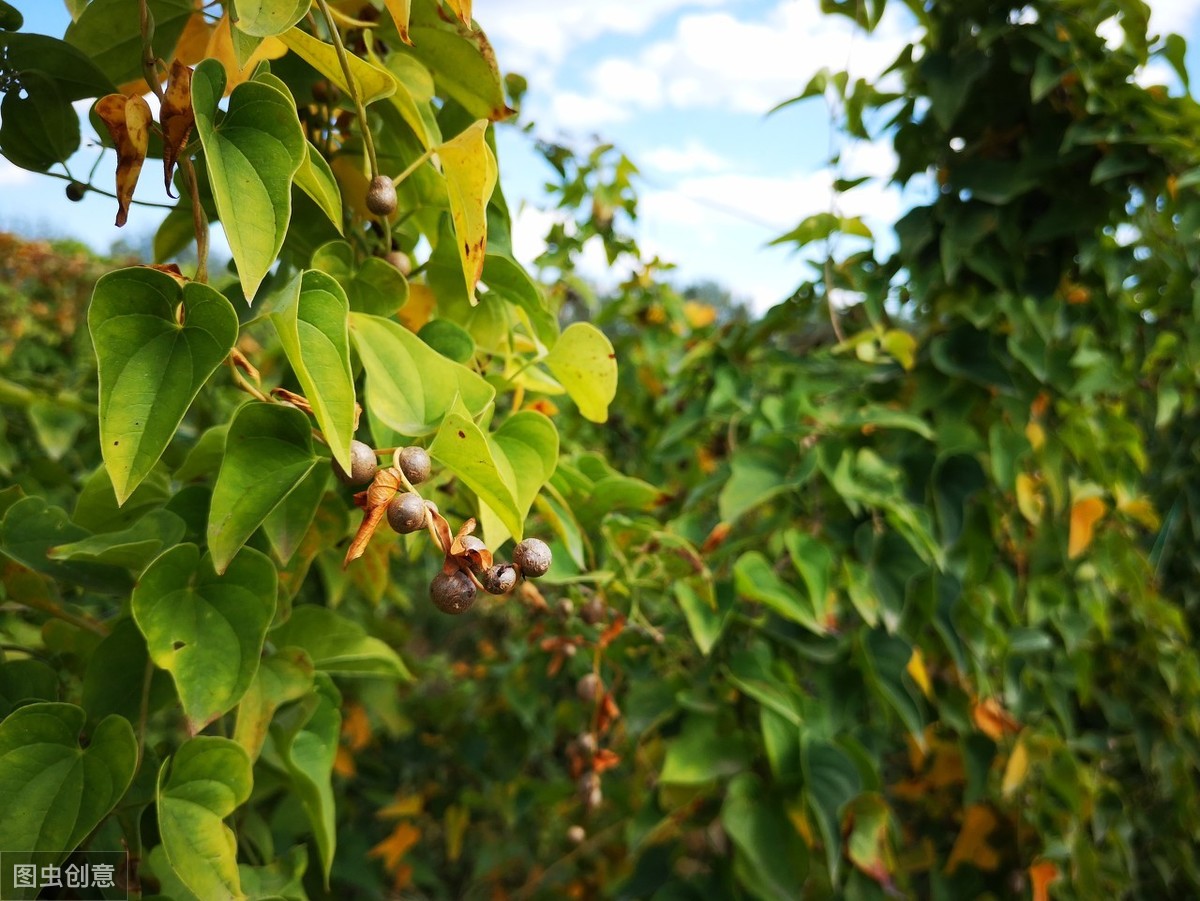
[543,322,618,423]
[438,120,496,300]
[280,26,397,105]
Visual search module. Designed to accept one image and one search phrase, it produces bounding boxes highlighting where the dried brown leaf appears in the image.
[95,93,152,227]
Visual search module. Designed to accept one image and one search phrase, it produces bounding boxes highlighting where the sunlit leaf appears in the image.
[191,58,305,301]
[134,544,276,732]
[543,323,617,423]
[89,268,239,505]
[439,120,496,299]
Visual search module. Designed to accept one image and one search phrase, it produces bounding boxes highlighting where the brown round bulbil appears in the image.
[387,492,427,534]
[481,563,518,595]
[366,175,397,216]
[333,440,378,486]
[513,538,552,578]
[430,569,477,614]
[397,445,431,485]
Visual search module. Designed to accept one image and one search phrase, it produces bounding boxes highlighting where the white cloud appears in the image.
[580,0,918,117]
[543,90,631,130]
[486,0,728,88]
[510,205,563,267]
[1146,0,1200,35]
[639,139,729,174]
[0,159,32,187]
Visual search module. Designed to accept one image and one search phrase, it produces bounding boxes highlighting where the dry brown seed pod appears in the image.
[66,181,86,202]
[333,440,377,486]
[557,599,574,619]
[384,250,412,275]
[387,492,427,534]
[366,175,397,216]
[576,673,601,703]
[430,569,476,614]
[580,597,606,625]
[576,731,597,755]
[513,538,552,578]
[481,562,518,595]
[397,445,431,485]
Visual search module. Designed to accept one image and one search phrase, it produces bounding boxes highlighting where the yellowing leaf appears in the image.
[160,60,194,195]
[543,322,618,423]
[383,0,412,43]
[438,120,496,300]
[906,648,932,699]
[443,0,472,24]
[378,794,424,820]
[1118,496,1160,530]
[1068,496,1107,559]
[205,12,287,94]
[174,9,212,64]
[331,155,372,220]
[398,283,436,332]
[94,93,152,227]
[281,26,396,105]
[1001,737,1029,798]
[1030,860,1059,901]
[444,804,469,862]
[945,804,1001,874]
[1016,473,1044,525]
[881,328,918,370]
[683,301,717,329]
[1025,420,1045,451]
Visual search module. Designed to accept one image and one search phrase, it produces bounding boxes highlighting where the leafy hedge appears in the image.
[2,0,1200,899]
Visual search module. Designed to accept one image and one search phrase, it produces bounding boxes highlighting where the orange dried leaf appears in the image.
[174,8,212,64]
[95,93,152,227]
[333,745,356,777]
[945,804,1001,874]
[972,697,1020,741]
[341,702,372,751]
[701,522,731,554]
[425,504,454,556]
[140,263,188,284]
[344,503,388,568]
[592,748,621,774]
[1030,860,1059,901]
[1068,496,1107,559]
[161,60,195,195]
[598,613,626,649]
[271,387,313,413]
[369,821,421,873]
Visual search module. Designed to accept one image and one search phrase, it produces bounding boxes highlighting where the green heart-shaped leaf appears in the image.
[269,606,410,680]
[157,737,252,901]
[0,703,137,898]
[49,508,186,570]
[233,647,315,762]
[208,403,319,574]
[294,140,344,233]
[350,312,494,436]
[475,410,559,548]
[133,544,276,732]
[64,0,193,86]
[263,466,330,566]
[270,674,341,883]
[192,58,305,302]
[270,271,356,474]
[543,322,617,423]
[89,267,239,505]
[233,0,310,36]
[0,496,132,593]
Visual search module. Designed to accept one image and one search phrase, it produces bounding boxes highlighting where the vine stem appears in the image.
[314,0,380,180]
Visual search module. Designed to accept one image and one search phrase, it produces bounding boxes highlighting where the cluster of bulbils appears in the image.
[334,439,552,614]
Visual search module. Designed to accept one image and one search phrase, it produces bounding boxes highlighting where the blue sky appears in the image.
[3,1,1199,309]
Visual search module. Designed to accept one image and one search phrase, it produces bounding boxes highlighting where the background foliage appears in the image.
[2,0,1200,899]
